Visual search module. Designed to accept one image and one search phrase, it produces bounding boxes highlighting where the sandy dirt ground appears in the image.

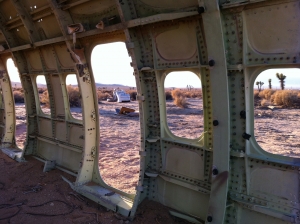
[0,152,189,224]
[8,98,300,223]
[98,101,140,194]
[166,99,204,139]
[14,100,300,193]
[254,107,300,157]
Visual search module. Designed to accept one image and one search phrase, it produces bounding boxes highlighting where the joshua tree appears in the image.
[256,81,264,92]
[268,79,272,89]
[187,85,193,91]
[276,73,286,90]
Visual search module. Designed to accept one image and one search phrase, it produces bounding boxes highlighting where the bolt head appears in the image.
[207,216,213,222]
[208,60,215,67]
[212,168,219,176]
[213,120,219,126]
[198,6,205,14]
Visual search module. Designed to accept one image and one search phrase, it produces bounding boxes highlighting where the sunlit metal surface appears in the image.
[0,0,299,223]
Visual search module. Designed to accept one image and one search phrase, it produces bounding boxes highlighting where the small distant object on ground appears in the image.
[115,107,139,117]
[115,107,135,114]
[107,88,130,103]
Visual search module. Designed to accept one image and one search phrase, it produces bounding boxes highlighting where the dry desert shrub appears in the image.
[126,90,137,100]
[97,91,112,102]
[254,90,259,99]
[97,89,113,102]
[38,87,47,94]
[13,90,24,103]
[171,89,188,108]
[184,89,202,98]
[260,99,268,106]
[258,89,275,100]
[271,90,298,107]
[67,86,81,107]
[165,91,173,100]
[40,90,50,107]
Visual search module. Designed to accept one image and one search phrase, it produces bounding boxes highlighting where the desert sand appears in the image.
[0,151,189,224]
[254,107,300,157]
[5,98,299,223]
[14,99,300,193]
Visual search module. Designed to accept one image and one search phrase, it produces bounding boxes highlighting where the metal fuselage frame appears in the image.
[0,0,299,223]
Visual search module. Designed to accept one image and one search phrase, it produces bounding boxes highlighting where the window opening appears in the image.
[66,74,82,120]
[7,58,27,149]
[91,42,140,194]
[36,75,51,115]
[164,71,203,139]
[254,68,300,157]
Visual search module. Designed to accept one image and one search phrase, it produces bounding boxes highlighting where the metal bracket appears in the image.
[136,95,145,102]
[136,185,144,192]
[146,136,160,143]
[126,42,135,49]
[139,151,147,156]
[43,160,56,172]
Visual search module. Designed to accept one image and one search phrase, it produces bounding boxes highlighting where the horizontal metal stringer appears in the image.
[62,176,135,218]
[36,136,82,153]
[159,174,210,194]
[0,11,200,55]
[230,195,298,223]
[32,156,78,176]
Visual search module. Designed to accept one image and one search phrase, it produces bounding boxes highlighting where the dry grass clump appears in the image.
[271,90,298,107]
[258,89,275,100]
[171,89,188,108]
[13,90,24,103]
[40,90,50,107]
[255,89,300,108]
[67,86,81,107]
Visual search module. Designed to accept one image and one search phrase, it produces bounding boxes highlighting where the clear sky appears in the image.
[255,68,300,90]
[91,42,135,86]
[5,44,300,89]
[165,71,201,88]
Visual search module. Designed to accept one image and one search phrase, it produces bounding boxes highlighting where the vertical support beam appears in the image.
[9,0,41,43]
[202,0,230,223]
[113,0,145,218]
[47,0,98,184]
[0,69,15,147]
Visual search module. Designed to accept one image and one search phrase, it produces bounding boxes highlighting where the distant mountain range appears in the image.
[11,81,134,89]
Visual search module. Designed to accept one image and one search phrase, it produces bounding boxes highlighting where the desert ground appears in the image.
[3,96,299,223]
[14,98,300,192]
[254,107,300,157]
[0,152,189,224]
